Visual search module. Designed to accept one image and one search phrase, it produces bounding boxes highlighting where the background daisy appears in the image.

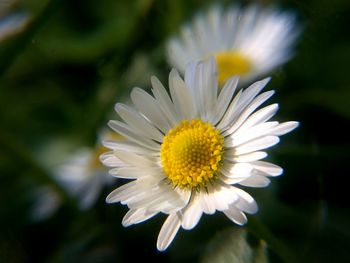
[30,131,117,221]
[167,5,299,85]
[102,58,298,250]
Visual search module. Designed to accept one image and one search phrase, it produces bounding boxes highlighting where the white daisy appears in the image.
[31,132,118,221]
[102,58,298,251]
[166,5,299,85]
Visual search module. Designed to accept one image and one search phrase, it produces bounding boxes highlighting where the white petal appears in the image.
[231,151,267,162]
[200,190,216,214]
[211,183,239,211]
[164,187,192,213]
[169,69,196,119]
[115,103,164,142]
[223,90,275,136]
[102,140,158,156]
[79,174,103,209]
[235,78,271,114]
[213,76,239,125]
[167,39,187,72]
[223,206,247,225]
[217,89,242,130]
[122,208,158,227]
[109,166,163,179]
[269,121,299,136]
[231,187,258,214]
[234,136,280,155]
[227,121,279,147]
[111,178,160,204]
[235,104,279,133]
[156,188,191,214]
[133,187,178,211]
[252,161,283,176]
[100,152,126,167]
[221,162,253,178]
[106,180,139,203]
[130,87,171,133]
[190,62,207,119]
[181,194,203,230]
[184,61,197,92]
[108,120,160,151]
[157,213,182,251]
[0,13,30,42]
[219,173,248,185]
[126,182,189,214]
[200,57,218,121]
[219,163,253,185]
[125,181,171,208]
[206,184,226,211]
[30,187,61,221]
[239,174,271,188]
[151,76,179,125]
[113,150,156,168]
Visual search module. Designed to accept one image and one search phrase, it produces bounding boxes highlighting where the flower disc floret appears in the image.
[160,119,224,189]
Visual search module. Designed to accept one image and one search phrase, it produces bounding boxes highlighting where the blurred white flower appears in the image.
[31,132,118,221]
[166,5,299,85]
[53,146,114,210]
[30,186,61,222]
[102,58,298,251]
[0,0,30,42]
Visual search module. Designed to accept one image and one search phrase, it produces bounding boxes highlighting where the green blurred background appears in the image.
[0,0,349,262]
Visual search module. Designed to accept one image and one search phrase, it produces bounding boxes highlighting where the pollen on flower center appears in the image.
[160,119,224,189]
[214,51,252,85]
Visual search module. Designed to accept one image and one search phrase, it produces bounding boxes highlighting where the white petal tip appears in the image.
[156,239,171,252]
[181,221,199,230]
[156,244,167,252]
[113,102,123,112]
[121,221,131,227]
[250,205,259,215]
[169,68,179,77]
[105,194,117,204]
[105,196,113,204]
[289,121,300,130]
[261,77,272,85]
[276,170,284,176]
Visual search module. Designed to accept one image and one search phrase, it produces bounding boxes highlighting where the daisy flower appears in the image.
[102,58,298,251]
[31,132,117,221]
[166,5,299,85]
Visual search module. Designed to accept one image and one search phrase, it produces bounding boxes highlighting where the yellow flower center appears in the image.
[160,119,224,190]
[214,51,252,85]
